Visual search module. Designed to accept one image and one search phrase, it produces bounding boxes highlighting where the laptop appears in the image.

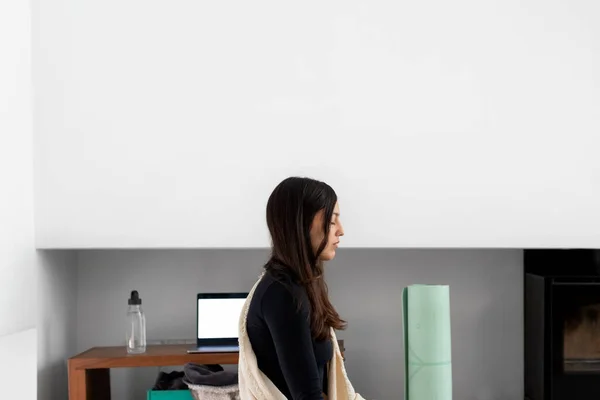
[187,292,248,353]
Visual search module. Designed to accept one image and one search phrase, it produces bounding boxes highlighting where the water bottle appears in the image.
[126,290,146,354]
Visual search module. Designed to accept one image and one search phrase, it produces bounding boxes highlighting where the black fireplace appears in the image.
[525,249,600,400]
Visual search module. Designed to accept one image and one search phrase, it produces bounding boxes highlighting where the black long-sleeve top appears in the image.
[246,269,333,400]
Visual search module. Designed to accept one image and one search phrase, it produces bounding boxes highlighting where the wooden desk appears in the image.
[68,341,345,400]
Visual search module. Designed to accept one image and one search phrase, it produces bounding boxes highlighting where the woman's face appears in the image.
[310,202,344,261]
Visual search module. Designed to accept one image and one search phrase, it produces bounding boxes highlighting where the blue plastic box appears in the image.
[146,390,194,400]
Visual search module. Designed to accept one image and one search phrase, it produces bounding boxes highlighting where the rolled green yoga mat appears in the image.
[402,285,452,400]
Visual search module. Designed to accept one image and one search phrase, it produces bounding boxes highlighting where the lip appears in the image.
[333,242,340,247]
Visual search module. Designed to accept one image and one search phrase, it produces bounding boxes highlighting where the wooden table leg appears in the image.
[69,360,111,400]
[69,365,86,400]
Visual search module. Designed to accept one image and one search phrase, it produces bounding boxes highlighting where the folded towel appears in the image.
[186,383,240,400]
[183,363,238,387]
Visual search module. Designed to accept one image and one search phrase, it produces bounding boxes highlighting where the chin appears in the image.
[320,249,336,261]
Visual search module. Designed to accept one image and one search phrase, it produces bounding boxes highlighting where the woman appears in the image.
[238,177,364,400]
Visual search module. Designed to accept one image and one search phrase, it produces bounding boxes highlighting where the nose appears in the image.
[338,222,345,237]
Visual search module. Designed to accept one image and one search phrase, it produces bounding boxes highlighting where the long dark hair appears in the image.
[264,176,346,340]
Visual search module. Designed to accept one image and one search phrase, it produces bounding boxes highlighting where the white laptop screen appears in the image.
[197,297,246,339]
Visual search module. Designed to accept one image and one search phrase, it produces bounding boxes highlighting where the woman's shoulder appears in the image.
[254,270,309,312]
[259,270,306,297]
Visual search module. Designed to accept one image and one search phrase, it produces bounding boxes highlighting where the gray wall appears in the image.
[38,250,78,400]
[76,249,523,400]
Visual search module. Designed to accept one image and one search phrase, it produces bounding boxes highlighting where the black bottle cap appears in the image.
[128,290,142,305]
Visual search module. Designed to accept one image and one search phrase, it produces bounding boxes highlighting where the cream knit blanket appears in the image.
[238,274,366,400]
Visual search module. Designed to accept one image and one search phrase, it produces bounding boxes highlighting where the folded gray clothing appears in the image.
[183,363,238,387]
[152,371,187,391]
